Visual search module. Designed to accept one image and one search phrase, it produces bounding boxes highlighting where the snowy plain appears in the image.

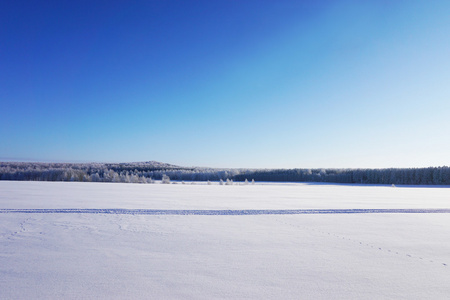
[1,181,450,299]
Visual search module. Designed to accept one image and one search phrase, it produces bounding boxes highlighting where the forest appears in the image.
[0,161,449,185]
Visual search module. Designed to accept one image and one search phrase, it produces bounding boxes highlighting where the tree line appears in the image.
[0,161,449,185]
[233,167,450,185]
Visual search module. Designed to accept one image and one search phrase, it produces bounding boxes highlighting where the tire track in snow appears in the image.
[1,208,450,215]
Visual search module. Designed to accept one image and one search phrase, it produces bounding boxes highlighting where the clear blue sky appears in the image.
[1,0,449,168]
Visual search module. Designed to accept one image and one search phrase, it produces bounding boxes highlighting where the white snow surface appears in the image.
[1,181,450,299]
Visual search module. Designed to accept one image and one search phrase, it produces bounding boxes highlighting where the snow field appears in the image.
[1,181,450,299]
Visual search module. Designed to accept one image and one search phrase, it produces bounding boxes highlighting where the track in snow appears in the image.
[1,208,450,215]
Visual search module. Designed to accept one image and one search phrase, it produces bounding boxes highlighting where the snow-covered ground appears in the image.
[1,181,450,299]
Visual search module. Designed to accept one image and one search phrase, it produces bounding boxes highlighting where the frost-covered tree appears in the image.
[91,173,101,182]
[112,172,121,183]
[162,174,170,184]
[130,174,140,183]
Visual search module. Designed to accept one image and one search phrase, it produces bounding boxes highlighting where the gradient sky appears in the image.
[1,0,449,168]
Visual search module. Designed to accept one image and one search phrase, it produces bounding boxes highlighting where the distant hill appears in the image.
[112,161,183,169]
[104,161,189,172]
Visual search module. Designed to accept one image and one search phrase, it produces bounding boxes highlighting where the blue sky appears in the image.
[1,0,449,168]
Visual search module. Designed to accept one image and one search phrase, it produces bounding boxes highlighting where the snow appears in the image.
[1,181,450,299]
